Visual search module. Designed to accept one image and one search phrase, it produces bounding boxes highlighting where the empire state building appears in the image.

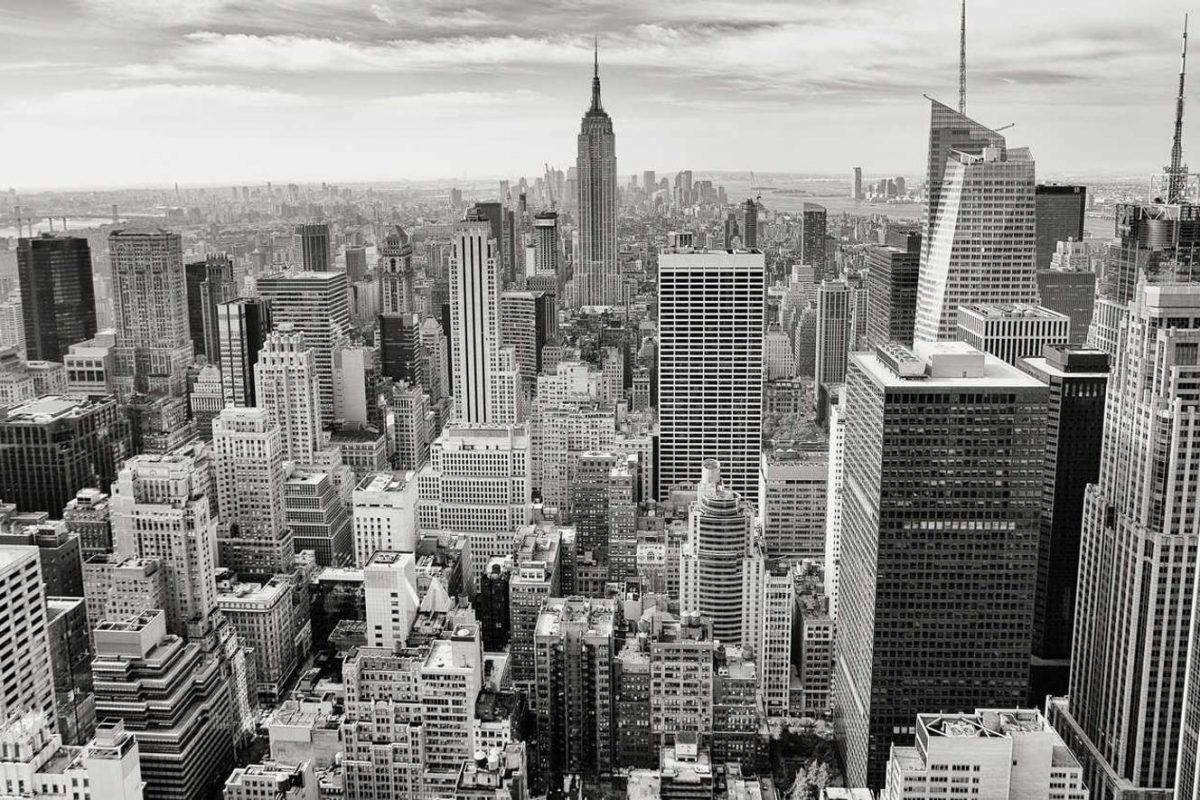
[575,44,618,307]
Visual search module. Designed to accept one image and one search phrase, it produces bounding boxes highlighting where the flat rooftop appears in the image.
[854,343,1045,390]
[959,302,1068,320]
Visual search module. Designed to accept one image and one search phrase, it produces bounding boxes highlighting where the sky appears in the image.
[0,0,1195,189]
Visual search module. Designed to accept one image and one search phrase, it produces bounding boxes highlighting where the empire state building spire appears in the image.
[590,37,603,112]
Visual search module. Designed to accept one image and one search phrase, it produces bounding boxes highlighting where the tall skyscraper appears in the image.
[449,219,521,424]
[110,450,219,637]
[815,280,850,402]
[741,199,759,249]
[1017,346,1107,700]
[657,241,765,500]
[296,223,331,272]
[212,407,294,576]
[499,289,554,393]
[17,234,96,361]
[254,327,324,464]
[344,245,368,284]
[217,297,272,407]
[575,45,618,307]
[865,233,921,348]
[801,203,828,278]
[1050,285,1200,800]
[1034,184,1086,269]
[257,270,350,424]
[532,212,561,277]
[0,546,58,728]
[184,255,237,363]
[834,342,1046,789]
[679,461,753,644]
[642,170,656,195]
[851,167,863,200]
[109,230,193,399]
[914,141,1040,343]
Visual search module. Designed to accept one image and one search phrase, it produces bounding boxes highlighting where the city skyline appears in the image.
[1,0,1196,189]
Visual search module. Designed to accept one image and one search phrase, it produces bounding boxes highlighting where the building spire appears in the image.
[590,37,603,112]
[958,0,967,115]
[1168,14,1190,203]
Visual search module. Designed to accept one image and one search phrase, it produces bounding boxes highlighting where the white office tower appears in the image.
[914,145,1040,343]
[332,346,376,425]
[391,382,433,472]
[0,547,57,726]
[657,243,765,500]
[111,451,219,636]
[740,544,795,718]
[254,327,324,463]
[882,710,1087,800]
[449,220,522,425]
[0,714,145,800]
[363,551,419,650]
[352,472,418,567]
[212,407,294,575]
[108,230,193,399]
[824,393,846,619]
[1052,285,1200,800]
[679,461,754,645]
[956,303,1070,365]
[416,424,532,585]
[257,270,350,424]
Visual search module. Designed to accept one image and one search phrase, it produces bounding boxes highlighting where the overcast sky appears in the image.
[0,0,1194,189]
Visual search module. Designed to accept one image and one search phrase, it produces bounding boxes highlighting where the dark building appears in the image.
[834,344,1047,789]
[345,245,368,284]
[741,199,758,249]
[46,597,96,745]
[471,202,516,287]
[185,255,237,361]
[17,234,96,361]
[0,521,84,597]
[379,313,426,389]
[297,222,331,272]
[614,644,654,770]
[801,203,829,279]
[1036,269,1096,347]
[865,234,921,349]
[1018,346,1108,701]
[1034,185,1086,269]
[217,297,272,407]
[477,560,512,651]
[0,395,131,515]
[723,214,741,248]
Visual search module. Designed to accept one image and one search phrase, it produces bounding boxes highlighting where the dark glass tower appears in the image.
[865,232,921,348]
[17,234,96,361]
[1034,184,1086,268]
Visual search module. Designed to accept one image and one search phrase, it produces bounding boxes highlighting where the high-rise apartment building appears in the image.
[914,138,1040,343]
[657,244,765,500]
[834,342,1046,789]
[0,395,131,515]
[450,220,522,424]
[509,527,562,688]
[0,546,58,727]
[801,203,828,278]
[865,234,921,348]
[17,234,96,361]
[575,49,618,307]
[571,451,638,581]
[1050,285,1200,800]
[956,303,1070,365]
[109,230,193,399]
[110,451,219,637]
[254,328,324,463]
[91,610,233,800]
[416,424,531,585]
[296,223,331,272]
[1034,184,1086,269]
[216,577,297,702]
[257,270,350,424]
[679,461,754,645]
[212,407,294,575]
[1016,346,1107,700]
[647,612,715,747]
[217,297,272,407]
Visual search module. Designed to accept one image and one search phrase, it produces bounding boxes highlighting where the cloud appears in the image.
[2,83,309,116]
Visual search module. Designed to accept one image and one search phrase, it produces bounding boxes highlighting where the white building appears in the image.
[824,393,846,619]
[914,145,1040,343]
[956,303,1070,365]
[740,545,794,717]
[657,245,765,500]
[0,714,143,800]
[882,710,1087,800]
[332,346,375,425]
[217,578,298,702]
[254,327,324,463]
[0,547,57,726]
[363,551,419,651]
[416,424,532,584]
[223,761,316,800]
[110,450,219,636]
[63,333,115,396]
[212,407,294,575]
[352,472,418,566]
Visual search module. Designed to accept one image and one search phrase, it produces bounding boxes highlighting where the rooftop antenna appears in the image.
[1167,14,1189,204]
[958,0,967,115]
